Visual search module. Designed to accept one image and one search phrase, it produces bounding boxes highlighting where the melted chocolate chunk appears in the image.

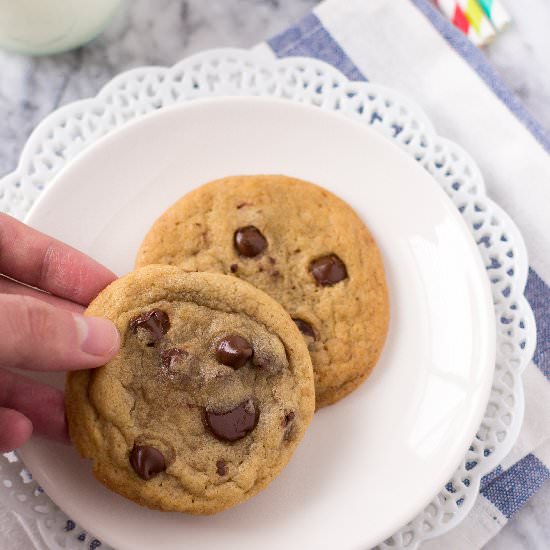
[216,335,253,369]
[205,400,259,442]
[130,309,170,342]
[161,348,188,370]
[230,263,238,273]
[292,318,316,339]
[234,226,267,257]
[216,459,227,476]
[129,445,166,480]
[310,254,348,286]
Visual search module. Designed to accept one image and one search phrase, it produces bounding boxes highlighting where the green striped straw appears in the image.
[458,0,495,44]
[477,0,512,31]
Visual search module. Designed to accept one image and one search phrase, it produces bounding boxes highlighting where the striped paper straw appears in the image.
[477,0,512,31]
[457,0,496,44]
[435,0,484,46]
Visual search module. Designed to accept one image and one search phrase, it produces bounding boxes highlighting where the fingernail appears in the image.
[74,315,120,357]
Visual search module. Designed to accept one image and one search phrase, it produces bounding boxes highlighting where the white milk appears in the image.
[0,0,123,55]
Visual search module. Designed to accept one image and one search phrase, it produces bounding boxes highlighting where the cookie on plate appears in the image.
[136,175,389,408]
[66,265,315,514]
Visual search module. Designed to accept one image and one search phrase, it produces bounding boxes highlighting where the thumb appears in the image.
[0,294,119,371]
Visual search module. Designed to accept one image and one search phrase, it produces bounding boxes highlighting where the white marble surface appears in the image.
[0,0,549,548]
[484,0,550,134]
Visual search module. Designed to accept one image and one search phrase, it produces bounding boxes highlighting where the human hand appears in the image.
[0,214,120,452]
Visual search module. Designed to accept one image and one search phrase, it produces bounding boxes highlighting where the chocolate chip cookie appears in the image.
[65,265,315,514]
[136,175,389,408]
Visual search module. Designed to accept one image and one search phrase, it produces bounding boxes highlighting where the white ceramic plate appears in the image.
[22,97,495,550]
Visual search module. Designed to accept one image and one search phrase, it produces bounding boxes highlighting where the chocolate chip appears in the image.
[251,349,284,373]
[292,318,316,339]
[205,400,259,442]
[251,357,268,370]
[230,263,238,273]
[161,348,188,370]
[129,445,166,480]
[310,254,348,286]
[234,226,267,257]
[216,459,227,476]
[130,309,170,342]
[216,335,253,369]
[283,411,296,441]
[283,411,295,427]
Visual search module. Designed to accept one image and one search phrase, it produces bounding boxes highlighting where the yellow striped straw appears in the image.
[436,0,485,46]
[458,0,496,44]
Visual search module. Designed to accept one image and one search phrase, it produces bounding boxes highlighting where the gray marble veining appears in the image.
[0,0,549,548]
[484,0,550,136]
[0,0,317,177]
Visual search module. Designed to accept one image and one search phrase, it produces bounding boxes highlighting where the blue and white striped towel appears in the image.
[259,0,550,548]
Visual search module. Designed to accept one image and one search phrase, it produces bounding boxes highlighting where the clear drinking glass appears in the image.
[0,0,124,55]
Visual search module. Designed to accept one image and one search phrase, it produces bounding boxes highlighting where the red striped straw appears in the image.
[434,0,490,46]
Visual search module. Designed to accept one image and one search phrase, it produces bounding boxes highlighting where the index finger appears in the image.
[0,213,116,305]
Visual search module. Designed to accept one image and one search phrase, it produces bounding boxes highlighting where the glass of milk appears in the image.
[0,0,124,55]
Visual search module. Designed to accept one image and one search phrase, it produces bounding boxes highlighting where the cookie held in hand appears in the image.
[65,265,315,514]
